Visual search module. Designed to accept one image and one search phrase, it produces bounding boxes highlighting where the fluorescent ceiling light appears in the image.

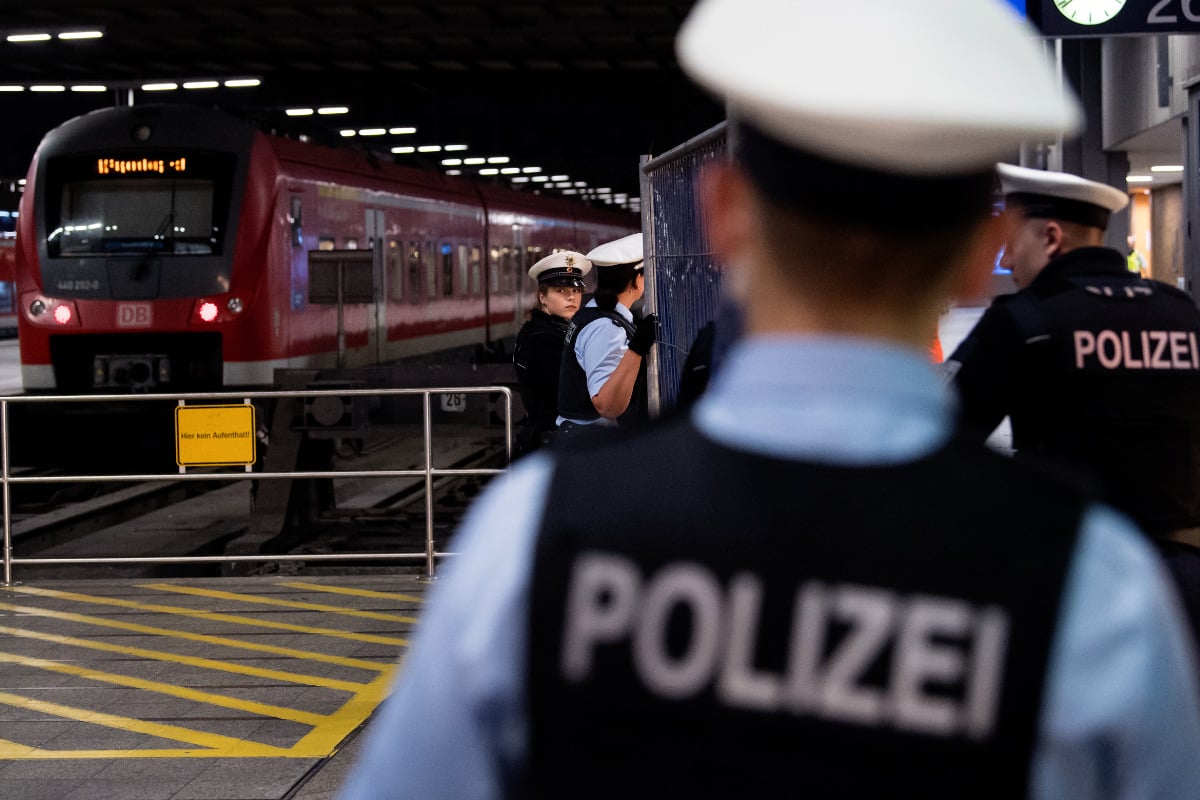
[0,86,24,92]
[391,146,415,154]
[1151,165,1184,172]
[318,106,348,115]
[444,144,468,151]
[463,157,485,165]
[441,159,463,166]
[224,78,261,88]
[531,176,549,182]
[511,176,530,183]
[521,167,541,173]
[486,156,509,164]
[501,167,520,174]
[389,126,416,134]
[479,168,499,175]
[183,80,219,90]
[286,108,314,116]
[417,145,442,153]
[30,85,66,92]
[70,85,107,92]
[7,33,51,43]
[142,82,178,91]
[358,128,386,136]
[445,169,462,176]
[58,31,103,40]
[340,130,356,137]
[1126,175,1153,183]
[551,174,569,181]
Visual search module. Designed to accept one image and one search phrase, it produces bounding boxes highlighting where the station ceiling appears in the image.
[0,1,724,210]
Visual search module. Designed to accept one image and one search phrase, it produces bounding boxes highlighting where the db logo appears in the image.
[117,303,152,327]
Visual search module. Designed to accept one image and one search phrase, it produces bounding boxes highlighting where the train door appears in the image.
[365,208,385,365]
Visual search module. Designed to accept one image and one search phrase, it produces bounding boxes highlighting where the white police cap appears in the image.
[587,233,643,269]
[675,0,1083,175]
[528,250,592,288]
[997,162,1129,229]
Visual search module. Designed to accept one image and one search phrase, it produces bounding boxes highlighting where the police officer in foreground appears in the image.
[555,232,657,434]
[945,163,1200,642]
[339,0,1200,797]
[512,250,591,456]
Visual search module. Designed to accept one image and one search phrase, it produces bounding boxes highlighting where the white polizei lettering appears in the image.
[1172,331,1191,368]
[717,573,781,711]
[1097,330,1122,368]
[783,582,829,712]
[1073,329,1200,371]
[558,556,1014,738]
[561,553,641,681]
[818,587,895,726]
[1074,331,1095,368]
[633,563,723,698]
[890,596,971,736]
[1120,331,1143,368]
[1150,331,1170,369]
[962,607,1009,739]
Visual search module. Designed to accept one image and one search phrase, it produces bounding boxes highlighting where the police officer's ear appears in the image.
[952,211,1013,305]
[1042,219,1066,258]
[699,161,757,267]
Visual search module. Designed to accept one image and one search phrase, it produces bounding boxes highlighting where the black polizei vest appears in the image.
[556,305,644,426]
[1003,248,1200,536]
[523,420,1083,799]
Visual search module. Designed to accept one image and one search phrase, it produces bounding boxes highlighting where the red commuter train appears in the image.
[13,104,637,393]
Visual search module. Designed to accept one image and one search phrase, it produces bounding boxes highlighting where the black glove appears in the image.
[629,313,658,356]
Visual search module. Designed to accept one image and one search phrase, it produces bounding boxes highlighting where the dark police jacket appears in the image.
[557,305,646,427]
[524,420,1082,798]
[947,246,1200,537]
[513,309,569,444]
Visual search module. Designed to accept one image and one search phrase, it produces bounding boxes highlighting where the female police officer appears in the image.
[512,250,590,455]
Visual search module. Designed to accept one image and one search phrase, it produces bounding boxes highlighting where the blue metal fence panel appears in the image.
[640,123,727,415]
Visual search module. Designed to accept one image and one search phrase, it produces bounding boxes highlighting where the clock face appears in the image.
[1054,0,1128,25]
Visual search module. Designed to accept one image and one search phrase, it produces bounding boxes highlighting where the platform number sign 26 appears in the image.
[440,393,467,412]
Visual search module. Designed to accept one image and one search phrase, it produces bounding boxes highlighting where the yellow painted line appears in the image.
[278,581,425,604]
[0,690,289,755]
[140,583,419,622]
[7,585,410,646]
[0,601,391,673]
[288,671,396,757]
[0,624,370,693]
[0,651,327,726]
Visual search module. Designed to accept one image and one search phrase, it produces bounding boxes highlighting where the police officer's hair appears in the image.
[593,263,641,311]
[755,193,985,306]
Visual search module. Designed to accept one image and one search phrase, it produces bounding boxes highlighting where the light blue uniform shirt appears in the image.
[341,337,1200,800]
[556,299,633,427]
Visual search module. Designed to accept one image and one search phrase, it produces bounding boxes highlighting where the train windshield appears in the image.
[44,152,235,257]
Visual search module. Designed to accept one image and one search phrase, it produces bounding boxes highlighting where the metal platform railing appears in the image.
[0,385,512,585]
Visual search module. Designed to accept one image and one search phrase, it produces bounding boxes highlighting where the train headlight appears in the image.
[53,305,72,325]
[198,301,219,323]
[227,297,243,314]
[29,299,46,317]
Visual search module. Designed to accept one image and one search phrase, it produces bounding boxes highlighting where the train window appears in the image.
[441,242,454,297]
[44,151,236,258]
[470,246,482,295]
[407,240,422,302]
[457,244,470,297]
[501,248,513,293]
[318,237,335,251]
[425,241,438,298]
[388,240,404,301]
[290,196,303,249]
[489,248,500,293]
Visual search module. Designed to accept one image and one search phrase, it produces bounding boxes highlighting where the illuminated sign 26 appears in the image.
[97,157,187,175]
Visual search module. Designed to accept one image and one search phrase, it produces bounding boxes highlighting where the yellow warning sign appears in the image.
[174,404,256,467]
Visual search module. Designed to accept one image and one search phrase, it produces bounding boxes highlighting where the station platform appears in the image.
[0,574,427,800]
